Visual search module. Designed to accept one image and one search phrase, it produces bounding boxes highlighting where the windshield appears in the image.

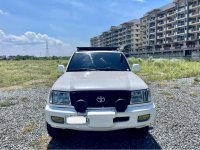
[67,52,131,72]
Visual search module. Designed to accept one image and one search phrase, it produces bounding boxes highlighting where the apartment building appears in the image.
[139,0,200,57]
[90,20,140,54]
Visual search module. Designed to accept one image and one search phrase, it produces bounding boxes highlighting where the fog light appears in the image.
[51,116,64,124]
[138,114,150,122]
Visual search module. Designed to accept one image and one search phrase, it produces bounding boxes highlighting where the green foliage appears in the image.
[0,101,15,107]
[0,59,67,88]
[128,58,200,82]
[0,58,200,88]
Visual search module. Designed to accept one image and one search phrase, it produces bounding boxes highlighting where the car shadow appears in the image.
[47,128,161,149]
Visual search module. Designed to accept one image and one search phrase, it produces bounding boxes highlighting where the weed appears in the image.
[29,135,51,150]
[193,77,200,85]
[21,97,28,102]
[0,101,15,107]
[190,91,198,97]
[21,122,36,133]
[158,82,167,87]
[172,84,181,89]
[7,97,15,100]
[161,91,175,100]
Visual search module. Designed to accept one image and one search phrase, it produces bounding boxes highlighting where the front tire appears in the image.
[131,126,149,138]
[46,123,67,138]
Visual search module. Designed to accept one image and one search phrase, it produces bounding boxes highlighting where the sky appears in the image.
[0,0,171,56]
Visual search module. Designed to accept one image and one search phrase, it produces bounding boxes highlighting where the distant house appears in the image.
[7,56,16,60]
[0,55,7,60]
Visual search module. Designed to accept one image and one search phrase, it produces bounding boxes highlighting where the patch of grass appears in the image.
[21,97,28,102]
[172,84,181,89]
[129,58,200,82]
[160,91,175,100]
[158,82,168,87]
[0,101,15,107]
[21,122,36,133]
[0,58,200,89]
[0,59,67,89]
[7,97,15,100]
[193,77,200,85]
[29,135,51,150]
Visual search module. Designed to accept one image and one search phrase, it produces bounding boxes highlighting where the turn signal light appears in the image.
[138,114,150,122]
[51,116,64,124]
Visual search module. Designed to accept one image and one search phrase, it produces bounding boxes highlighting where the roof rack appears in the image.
[77,47,119,52]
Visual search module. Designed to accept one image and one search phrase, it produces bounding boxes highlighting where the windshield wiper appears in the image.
[69,68,99,72]
[98,67,122,71]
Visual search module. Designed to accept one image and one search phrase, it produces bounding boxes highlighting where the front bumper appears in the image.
[45,103,156,131]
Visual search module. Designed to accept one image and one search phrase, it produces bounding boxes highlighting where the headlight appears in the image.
[130,89,151,104]
[49,91,71,105]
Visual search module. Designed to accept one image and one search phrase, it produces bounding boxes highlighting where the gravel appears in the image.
[0,78,200,149]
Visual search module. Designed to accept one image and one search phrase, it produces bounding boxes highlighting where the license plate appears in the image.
[87,111,115,128]
[66,116,87,125]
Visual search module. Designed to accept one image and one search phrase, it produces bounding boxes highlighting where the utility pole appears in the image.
[46,40,49,57]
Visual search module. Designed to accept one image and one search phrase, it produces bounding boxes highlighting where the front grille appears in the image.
[70,91,131,108]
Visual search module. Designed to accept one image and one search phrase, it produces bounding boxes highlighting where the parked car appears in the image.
[45,47,156,138]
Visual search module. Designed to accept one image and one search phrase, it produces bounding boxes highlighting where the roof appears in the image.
[143,2,175,17]
[159,3,176,12]
[77,47,119,52]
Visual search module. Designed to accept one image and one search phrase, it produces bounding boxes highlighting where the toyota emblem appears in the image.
[96,96,106,103]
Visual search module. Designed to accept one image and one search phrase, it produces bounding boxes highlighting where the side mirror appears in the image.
[132,64,140,72]
[57,65,65,73]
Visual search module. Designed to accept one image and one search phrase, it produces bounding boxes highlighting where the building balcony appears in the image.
[166,40,173,44]
[149,25,156,28]
[189,19,200,25]
[167,26,176,30]
[157,22,165,26]
[177,38,185,41]
[189,11,200,18]
[167,19,176,23]
[188,36,197,40]
[189,3,200,9]
[167,11,176,17]
[149,31,155,34]
[157,35,164,39]
[149,37,155,40]
[177,15,186,20]
[157,15,165,20]
[189,28,200,33]
[148,19,155,23]
[177,31,186,35]
[166,33,175,37]
[157,29,164,33]
[177,23,186,27]
[178,8,186,13]
[157,42,164,45]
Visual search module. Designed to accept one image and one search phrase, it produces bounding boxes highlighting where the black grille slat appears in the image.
[70,91,131,107]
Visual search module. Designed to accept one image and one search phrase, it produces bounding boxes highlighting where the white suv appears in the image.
[45,47,156,138]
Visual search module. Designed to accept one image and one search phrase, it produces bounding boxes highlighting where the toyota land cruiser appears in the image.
[45,47,156,138]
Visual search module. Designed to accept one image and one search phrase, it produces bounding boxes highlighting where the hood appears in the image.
[52,71,148,91]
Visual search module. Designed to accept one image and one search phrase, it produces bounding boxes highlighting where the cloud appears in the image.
[0,9,8,15]
[0,30,75,56]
